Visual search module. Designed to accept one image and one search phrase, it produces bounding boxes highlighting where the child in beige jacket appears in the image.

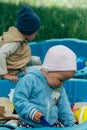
[0,5,41,82]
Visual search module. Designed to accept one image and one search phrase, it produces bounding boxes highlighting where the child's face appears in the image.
[45,71,75,88]
[24,32,37,41]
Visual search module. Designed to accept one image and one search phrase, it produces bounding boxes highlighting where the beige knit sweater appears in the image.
[0,26,31,75]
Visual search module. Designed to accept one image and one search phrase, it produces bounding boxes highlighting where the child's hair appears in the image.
[16,5,41,35]
[42,45,77,71]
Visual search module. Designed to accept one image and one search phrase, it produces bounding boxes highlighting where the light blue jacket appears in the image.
[13,68,76,127]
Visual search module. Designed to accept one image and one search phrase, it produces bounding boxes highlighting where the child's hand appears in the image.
[33,111,43,123]
[3,73,18,82]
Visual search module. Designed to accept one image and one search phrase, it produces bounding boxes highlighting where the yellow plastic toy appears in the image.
[74,106,87,124]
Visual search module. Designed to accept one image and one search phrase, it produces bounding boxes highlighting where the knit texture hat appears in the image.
[42,45,77,71]
[16,5,41,35]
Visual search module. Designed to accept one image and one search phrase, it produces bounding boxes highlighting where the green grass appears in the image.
[0,0,87,8]
[0,1,87,41]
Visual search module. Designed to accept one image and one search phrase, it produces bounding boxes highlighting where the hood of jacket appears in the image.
[0,26,25,43]
[26,67,45,80]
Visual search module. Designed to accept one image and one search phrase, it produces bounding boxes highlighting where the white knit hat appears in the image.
[42,45,77,71]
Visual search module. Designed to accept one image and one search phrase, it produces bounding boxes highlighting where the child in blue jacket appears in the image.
[13,45,76,128]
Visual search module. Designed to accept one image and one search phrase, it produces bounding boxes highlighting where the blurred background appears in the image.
[0,0,87,41]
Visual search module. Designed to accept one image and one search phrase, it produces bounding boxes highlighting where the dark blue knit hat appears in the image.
[16,5,41,35]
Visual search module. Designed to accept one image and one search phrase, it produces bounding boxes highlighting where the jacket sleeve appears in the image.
[0,42,21,75]
[13,75,38,120]
[58,86,76,127]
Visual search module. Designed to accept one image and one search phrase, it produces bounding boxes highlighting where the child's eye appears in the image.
[58,78,64,82]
